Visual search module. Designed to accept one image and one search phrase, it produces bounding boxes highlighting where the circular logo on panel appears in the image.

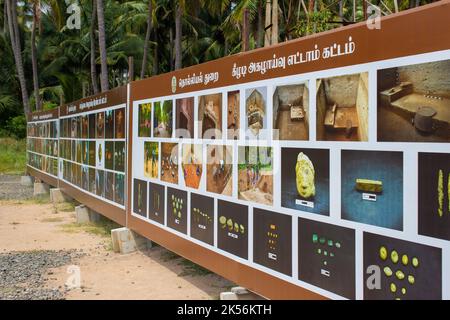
[171,76,177,94]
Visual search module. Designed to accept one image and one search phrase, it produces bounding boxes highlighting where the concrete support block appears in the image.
[50,188,72,204]
[75,205,101,224]
[33,182,49,196]
[111,228,153,254]
[220,292,239,300]
[21,176,34,186]
[220,287,264,301]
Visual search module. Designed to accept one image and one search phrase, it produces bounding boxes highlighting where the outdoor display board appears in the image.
[26,109,60,186]
[24,2,450,300]
[58,86,127,225]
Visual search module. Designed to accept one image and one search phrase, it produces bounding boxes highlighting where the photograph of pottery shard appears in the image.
[217,200,248,259]
[377,59,450,142]
[133,178,148,218]
[148,182,165,225]
[227,90,240,140]
[316,73,369,141]
[175,97,195,138]
[418,152,450,240]
[298,218,356,299]
[281,148,330,216]
[273,83,309,140]
[363,232,442,300]
[206,144,233,196]
[253,208,292,276]
[246,87,268,139]
[190,193,215,246]
[166,187,188,234]
[160,143,179,185]
[341,150,403,230]
[198,93,222,139]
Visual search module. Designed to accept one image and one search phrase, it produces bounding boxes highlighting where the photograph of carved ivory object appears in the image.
[296,152,315,199]
[355,179,383,193]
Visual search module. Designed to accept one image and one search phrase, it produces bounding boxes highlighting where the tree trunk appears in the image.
[90,0,99,94]
[31,3,40,111]
[353,0,356,22]
[3,1,7,33]
[363,0,367,20]
[152,32,158,75]
[174,4,182,70]
[256,0,263,48]
[128,56,134,82]
[242,8,249,52]
[169,27,174,71]
[140,0,153,78]
[96,0,109,92]
[393,0,399,13]
[264,0,271,47]
[6,0,30,114]
[271,0,278,45]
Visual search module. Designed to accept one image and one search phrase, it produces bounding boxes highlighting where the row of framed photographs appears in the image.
[27,121,59,138]
[27,138,58,158]
[27,152,58,177]
[137,58,450,143]
[132,182,442,300]
[61,160,125,206]
[137,141,450,242]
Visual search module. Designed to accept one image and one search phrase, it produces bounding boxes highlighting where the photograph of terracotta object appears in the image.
[182,144,202,189]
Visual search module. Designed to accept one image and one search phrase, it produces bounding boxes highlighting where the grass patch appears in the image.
[0,138,26,175]
[1,194,51,205]
[60,217,120,238]
[178,259,212,277]
[40,217,64,223]
[160,250,181,262]
[56,202,75,212]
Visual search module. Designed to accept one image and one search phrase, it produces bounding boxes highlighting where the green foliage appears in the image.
[0,138,27,175]
[1,115,27,139]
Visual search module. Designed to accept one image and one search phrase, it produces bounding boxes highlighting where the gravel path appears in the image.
[0,175,34,200]
[0,250,84,300]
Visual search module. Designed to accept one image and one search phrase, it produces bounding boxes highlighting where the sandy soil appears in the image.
[0,200,232,300]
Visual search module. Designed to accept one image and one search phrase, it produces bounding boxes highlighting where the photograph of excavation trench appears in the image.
[227,91,240,140]
[273,83,309,140]
[206,145,233,196]
[175,97,194,138]
[160,143,178,184]
[316,73,369,141]
[377,60,450,142]
[198,94,222,139]
[246,87,267,139]
[238,146,273,206]
[181,144,203,189]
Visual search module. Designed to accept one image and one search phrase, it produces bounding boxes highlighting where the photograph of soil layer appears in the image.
[190,193,214,246]
[316,72,368,141]
[245,87,267,139]
[81,115,88,139]
[105,171,115,201]
[273,83,309,140]
[363,232,442,300]
[89,113,96,138]
[144,142,159,179]
[105,110,114,139]
[217,200,248,259]
[227,90,240,139]
[115,173,125,205]
[182,144,202,189]
[167,187,188,234]
[253,208,292,276]
[105,141,114,170]
[341,150,403,230]
[418,152,450,240]
[160,143,178,184]
[96,112,105,138]
[175,97,194,138]
[148,182,165,225]
[133,178,147,217]
[95,169,104,197]
[298,217,356,299]
[377,60,450,142]
[115,108,126,139]
[138,103,152,137]
[198,93,222,139]
[153,101,173,138]
[206,144,233,196]
[281,148,329,216]
[238,146,273,206]
[114,141,125,172]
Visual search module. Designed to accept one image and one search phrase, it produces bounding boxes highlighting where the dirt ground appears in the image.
[0,176,233,300]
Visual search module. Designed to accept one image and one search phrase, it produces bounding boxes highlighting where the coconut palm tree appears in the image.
[140,0,153,78]
[31,0,41,110]
[96,0,108,91]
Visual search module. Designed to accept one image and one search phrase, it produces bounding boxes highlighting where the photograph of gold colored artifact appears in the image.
[364,232,441,300]
[166,188,187,234]
[148,182,165,225]
[378,59,450,142]
[217,200,248,259]
[198,93,222,139]
[133,179,147,217]
[316,73,368,141]
[273,83,309,140]
[296,152,315,199]
[190,193,214,246]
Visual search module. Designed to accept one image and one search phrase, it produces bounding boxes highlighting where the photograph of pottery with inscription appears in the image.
[217,200,248,259]
[281,148,329,216]
[238,146,273,206]
[190,193,214,246]
[182,144,202,189]
[206,144,233,196]
[298,218,356,299]
[175,97,194,138]
[316,73,368,141]
[227,90,240,140]
[418,152,450,240]
[363,232,442,300]
[341,150,403,230]
[245,87,267,139]
[273,83,309,140]
[166,187,188,234]
[198,93,222,139]
[153,100,173,138]
[161,143,178,184]
[377,59,450,142]
[144,142,159,179]
[138,103,152,137]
